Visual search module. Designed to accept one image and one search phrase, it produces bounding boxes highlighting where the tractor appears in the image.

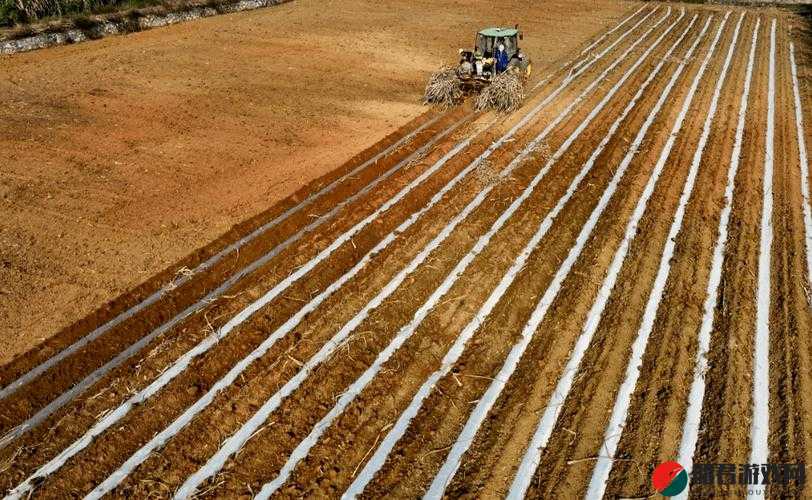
[456,26,532,91]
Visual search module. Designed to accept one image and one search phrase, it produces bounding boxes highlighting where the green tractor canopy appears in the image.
[475,27,520,57]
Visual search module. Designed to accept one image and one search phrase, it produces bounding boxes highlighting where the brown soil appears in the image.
[2,3,811,500]
[440,11,724,499]
[0,0,632,365]
[606,11,759,497]
[766,16,812,500]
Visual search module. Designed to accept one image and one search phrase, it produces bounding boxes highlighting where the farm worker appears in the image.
[495,43,509,74]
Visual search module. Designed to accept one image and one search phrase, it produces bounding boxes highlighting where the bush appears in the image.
[0,0,141,28]
[0,0,166,29]
[0,0,26,26]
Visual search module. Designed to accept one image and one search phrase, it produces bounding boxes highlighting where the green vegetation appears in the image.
[1,0,25,26]
[0,0,160,28]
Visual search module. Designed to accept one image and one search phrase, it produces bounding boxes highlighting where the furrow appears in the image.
[765,22,812,499]
[1,8,661,498]
[790,45,812,287]
[509,12,730,499]
[599,13,759,497]
[690,14,770,475]
[584,11,744,498]
[749,21,776,493]
[675,19,759,485]
[173,9,676,498]
[787,41,812,500]
[425,12,699,499]
[341,10,684,499]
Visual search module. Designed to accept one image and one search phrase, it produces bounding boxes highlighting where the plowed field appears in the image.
[2,3,811,499]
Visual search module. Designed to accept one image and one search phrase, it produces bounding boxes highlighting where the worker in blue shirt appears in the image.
[495,43,509,74]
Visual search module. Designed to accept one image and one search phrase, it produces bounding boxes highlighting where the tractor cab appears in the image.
[475,27,519,59]
[457,26,531,90]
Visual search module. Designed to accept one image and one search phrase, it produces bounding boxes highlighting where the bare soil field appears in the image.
[0,0,634,365]
[1,2,812,499]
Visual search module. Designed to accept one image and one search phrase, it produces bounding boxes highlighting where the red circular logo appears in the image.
[652,461,688,496]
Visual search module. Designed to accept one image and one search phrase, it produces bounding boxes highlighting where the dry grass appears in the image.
[423,67,462,108]
[5,0,122,25]
[475,71,525,113]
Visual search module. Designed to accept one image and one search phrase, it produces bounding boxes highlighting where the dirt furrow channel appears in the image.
[766,18,812,500]
[198,12,703,499]
[602,12,757,498]
[690,14,771,487]
[0,12,663,496]
[0,109,473,440]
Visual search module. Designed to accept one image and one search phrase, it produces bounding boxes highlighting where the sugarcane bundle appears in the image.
[475,71,524,112]
[424,67,462,107]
